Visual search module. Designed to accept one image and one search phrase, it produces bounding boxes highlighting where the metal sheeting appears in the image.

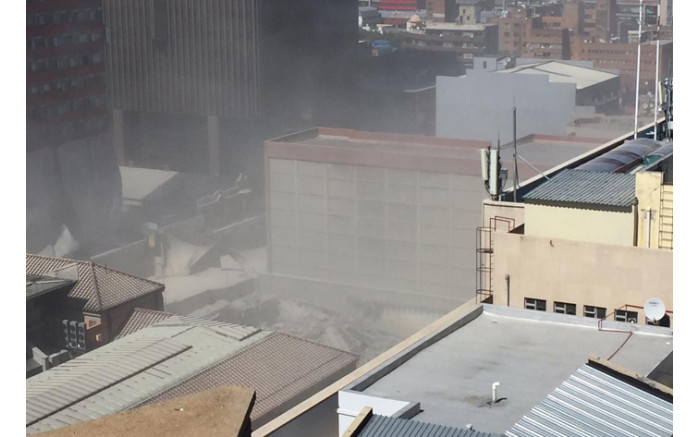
[26,338,189,426]
[116,309,260,341]
[115,308,177,339]
[506,365,673,437]
[358,415,500,437]
[154,314,261,341]
[26,325,269,435]
[26,254,164,312]
[523,169,637,207]
[142,332,358,425]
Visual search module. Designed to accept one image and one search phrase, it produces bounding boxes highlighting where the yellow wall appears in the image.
[491,232,673,325]
[525,203,635,246]
[635,172,673,250]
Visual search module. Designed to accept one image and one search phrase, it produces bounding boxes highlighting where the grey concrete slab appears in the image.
[359,306,673,435]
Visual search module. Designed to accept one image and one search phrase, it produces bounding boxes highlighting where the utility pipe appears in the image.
[646,210,652,248]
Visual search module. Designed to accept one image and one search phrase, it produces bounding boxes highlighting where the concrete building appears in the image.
[377,0,420,11]
[456,0,494,24]
[103,0,260,175]
[26,254,165,376]
[27,0,123,257]
[477,124,673,327]
[26,0,109,152]
[104,0,358,179]
[401,22,499,67]
[359,6,382,29]
[263,128,601,309]
[496,61,620,111]
[570,38,673,107]
[488,5,575,59]
[251,302,672,437]
[436,62,619,145]
[26,311,357,434]
[264,127,490,307]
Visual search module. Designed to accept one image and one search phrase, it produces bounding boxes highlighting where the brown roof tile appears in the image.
[26,254,165,313]
[143,332,358,427]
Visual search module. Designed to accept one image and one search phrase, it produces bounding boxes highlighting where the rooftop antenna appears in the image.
[633,0,643,138]
[512,106,519,202]
[653,0,660,140]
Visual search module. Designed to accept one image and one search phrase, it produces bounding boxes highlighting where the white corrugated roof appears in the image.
[506,364,673,437]
[498,61,618,90]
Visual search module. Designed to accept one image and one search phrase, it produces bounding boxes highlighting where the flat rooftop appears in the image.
[424,23,495,31]
[498,61,618,90]
[350,305,672,435]
[500,134,606,181]
[265,128,491,175]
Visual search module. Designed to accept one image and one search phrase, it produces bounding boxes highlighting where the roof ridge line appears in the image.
[89,261,104,311]
[88,261,166,290]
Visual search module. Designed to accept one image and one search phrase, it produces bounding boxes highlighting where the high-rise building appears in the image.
[26,0,109,152]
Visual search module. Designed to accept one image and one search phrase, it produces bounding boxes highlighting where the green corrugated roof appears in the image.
[523,169,636,207]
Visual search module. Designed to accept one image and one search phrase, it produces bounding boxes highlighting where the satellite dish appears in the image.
[643,298,666,322]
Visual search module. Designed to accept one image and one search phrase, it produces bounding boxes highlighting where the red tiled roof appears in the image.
[26,254,165,313]
[116,308,176,339]
[142,332,358,427]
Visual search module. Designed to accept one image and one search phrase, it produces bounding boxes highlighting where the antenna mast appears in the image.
[512,106,519,202]
[633,0,643,138]
[653,0,660,140]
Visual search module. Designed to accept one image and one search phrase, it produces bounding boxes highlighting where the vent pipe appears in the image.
[492,382,500,403]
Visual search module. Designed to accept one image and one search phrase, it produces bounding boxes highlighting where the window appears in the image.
[615,310,638,324]
[525,298,546,311]
[584,305,606,319]
[554,301,576,315]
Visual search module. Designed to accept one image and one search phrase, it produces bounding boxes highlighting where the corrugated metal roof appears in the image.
[506,364,673,437]
[142,332,358,426]
[498,61,618,90]
[115,308,177,339]
[358,415,500,437]
[26,274,75,300]
[26,323,269,435]
[26,254,164,312]
[117,309,261,341]
[26,338,189,426]
[523,169,637,207]
[26,315,357,434]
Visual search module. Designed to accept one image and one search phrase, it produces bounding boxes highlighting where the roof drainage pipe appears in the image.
[646,210,651,249]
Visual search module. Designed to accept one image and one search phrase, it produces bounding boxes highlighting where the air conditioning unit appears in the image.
[77,322,86,350]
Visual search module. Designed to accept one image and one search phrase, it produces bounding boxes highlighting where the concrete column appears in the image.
[208,115,220,177]
[112,109,126,165]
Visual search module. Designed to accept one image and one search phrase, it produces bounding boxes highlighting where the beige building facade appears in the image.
[490,232,672,324]
[479,166,673,327]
